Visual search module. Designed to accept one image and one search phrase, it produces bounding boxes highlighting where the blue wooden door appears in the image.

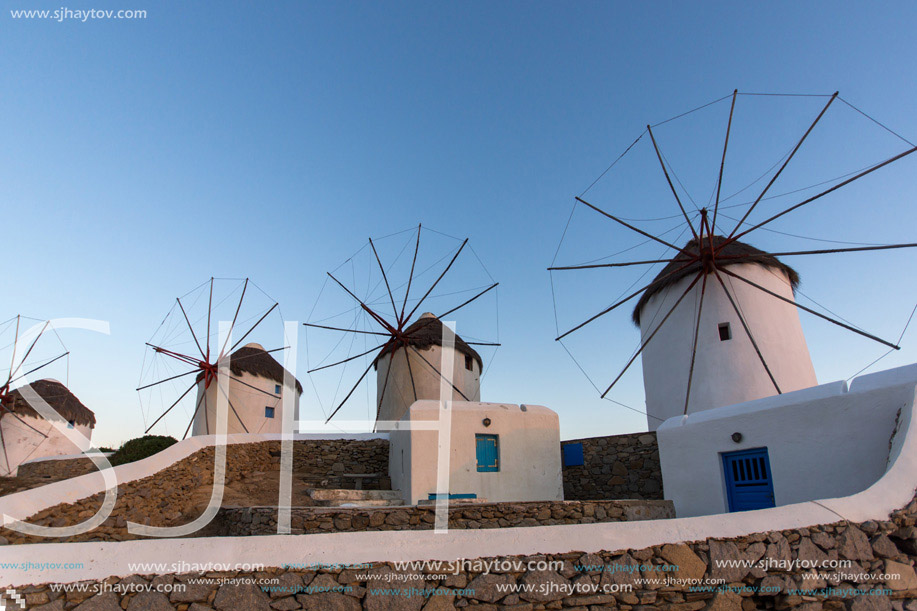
[722,448,775,512]
[475,434,499,472]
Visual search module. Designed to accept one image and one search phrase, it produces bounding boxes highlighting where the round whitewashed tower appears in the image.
[374,313,482,425]
[0,379,95,476]
[192,343,303,436]
[635,236,817,431]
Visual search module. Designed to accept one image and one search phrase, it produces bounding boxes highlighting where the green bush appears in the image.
[108,435,178,466]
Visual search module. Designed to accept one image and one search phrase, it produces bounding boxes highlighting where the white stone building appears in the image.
[657,363,917,517]
[191,343,302,436]
[635,236,817,431]
[374,313,481,424]
[377,314,563,504]
[0,379,94,476]
[389,400,563,504]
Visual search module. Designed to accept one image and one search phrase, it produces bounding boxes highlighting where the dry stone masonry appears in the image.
[0,439,389,545]
[16,497,917,610]
[15,456,104,481]
[219,499,675,536]
[561,432,663,501]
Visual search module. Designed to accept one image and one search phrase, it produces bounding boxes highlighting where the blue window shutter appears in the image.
[722,447,775,512]
[563,443,584,466]
[476,434,499,472]
[265,406,275,418]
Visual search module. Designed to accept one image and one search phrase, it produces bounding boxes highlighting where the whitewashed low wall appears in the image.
[389,401,563,504]
[657,363,917,517]
[0,365,916,588]
[0,416,93,477]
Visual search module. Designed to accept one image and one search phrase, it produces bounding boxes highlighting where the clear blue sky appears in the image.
[2,1,916,447]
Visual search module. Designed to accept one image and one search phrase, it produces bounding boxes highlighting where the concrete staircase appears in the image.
[307,488,405,507]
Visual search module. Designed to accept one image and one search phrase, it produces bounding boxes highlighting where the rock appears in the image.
[872,534,901,558]
[214,583,272,610]
[25,591,51,606]
[465,573,515,603]
[74,593,122,611]
[421,590,456,611]
[659,543,707,582]
[441,573,467,589]
[759,574,793,596]
[766,535,792,565]
[839,526,875,561]
[848,594,893,611]
[517,570,570,602]
[797,537,830,565]
[705,591,743,610]
[31,600,66,611]
[364,567,425,611]
[884,560,917,591]
[271,597,302,610]
[575,553,605,574]
[811,531,836,550]
[308,574,341,592]
[171,581,214,603]
[126,591,173,611]
[297,592,360,611]
[708,540,747,582]
[268,573,304,598]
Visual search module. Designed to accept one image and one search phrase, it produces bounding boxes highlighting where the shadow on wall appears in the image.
[561,432,663,501]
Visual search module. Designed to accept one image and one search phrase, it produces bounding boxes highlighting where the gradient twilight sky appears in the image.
[2,1,917,447]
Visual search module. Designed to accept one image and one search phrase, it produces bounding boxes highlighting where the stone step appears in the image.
[316,498,405,507]
[308,489,402,502]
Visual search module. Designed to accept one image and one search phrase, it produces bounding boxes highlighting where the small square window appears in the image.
[718,323,732,341]
[274,384,281,394]
[265,406,275,419]
[67,420,75,429]
[465,354,474,371]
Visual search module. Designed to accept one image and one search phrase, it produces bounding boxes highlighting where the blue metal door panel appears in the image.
[563,442,584,467]
[722,448,775,512]
[476,434,499,472]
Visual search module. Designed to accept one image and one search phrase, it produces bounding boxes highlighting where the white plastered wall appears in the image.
[657,363,917,517]
[191,371,300,436]
[376,344,481,424]
[389,401,562,504]
[0,415,92,476]
[640,262,817,431]
[2,363,917,587]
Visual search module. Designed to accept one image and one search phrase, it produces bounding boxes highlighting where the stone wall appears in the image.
[16,497,917,610]
[561,431,663,501]
[219,499,675,536]
[15,456,105,481]
[0,439,389,546]
[292,438,389,488]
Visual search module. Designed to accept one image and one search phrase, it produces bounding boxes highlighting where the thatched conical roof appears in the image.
[374,313,483,370]
[633,235,800,325]
[198,343,303,393]
[4,379,96,427]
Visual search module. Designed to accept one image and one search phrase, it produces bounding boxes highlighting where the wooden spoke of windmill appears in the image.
[551,90,916,414]
[305,225,500,424]
[139,278,288,438]
[0,316,72,470]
